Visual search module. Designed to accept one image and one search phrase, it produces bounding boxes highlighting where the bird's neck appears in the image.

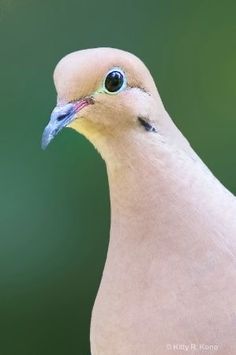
[101,127,235,250]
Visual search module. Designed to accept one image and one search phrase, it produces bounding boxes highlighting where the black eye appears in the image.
[105,70,124,93]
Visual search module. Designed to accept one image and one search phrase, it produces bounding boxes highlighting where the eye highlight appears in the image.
[104,68,126,94]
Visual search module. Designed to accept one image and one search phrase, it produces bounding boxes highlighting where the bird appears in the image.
[42,48,236,355]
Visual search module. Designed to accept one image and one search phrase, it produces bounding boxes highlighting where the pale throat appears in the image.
[101,133,185,236]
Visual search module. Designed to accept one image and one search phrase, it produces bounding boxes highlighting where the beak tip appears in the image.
[41,127,52,150]
[41,141,48,150]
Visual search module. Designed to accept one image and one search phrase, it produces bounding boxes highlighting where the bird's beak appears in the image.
[41,98,93,150]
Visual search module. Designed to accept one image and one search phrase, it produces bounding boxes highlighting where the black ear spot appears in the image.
[138,116,157,133]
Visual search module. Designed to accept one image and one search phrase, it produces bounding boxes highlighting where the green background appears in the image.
[0,1,235,354]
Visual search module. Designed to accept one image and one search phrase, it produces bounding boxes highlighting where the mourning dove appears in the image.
[42,48,236,355]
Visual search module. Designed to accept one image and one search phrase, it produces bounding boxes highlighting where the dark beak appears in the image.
[41,98,92,150]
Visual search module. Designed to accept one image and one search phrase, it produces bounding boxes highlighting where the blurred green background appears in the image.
[0,0,235,354]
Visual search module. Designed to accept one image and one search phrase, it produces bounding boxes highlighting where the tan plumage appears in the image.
[42,48,236,355]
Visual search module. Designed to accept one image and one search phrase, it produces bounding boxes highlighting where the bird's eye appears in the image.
[104,69,125,94]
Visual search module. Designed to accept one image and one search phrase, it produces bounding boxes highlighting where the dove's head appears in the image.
[42,48,166,152]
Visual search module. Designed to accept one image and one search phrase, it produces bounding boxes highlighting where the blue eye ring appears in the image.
[103,67,127,94]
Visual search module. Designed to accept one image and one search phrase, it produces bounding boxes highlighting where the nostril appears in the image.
[57,113,68,121]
